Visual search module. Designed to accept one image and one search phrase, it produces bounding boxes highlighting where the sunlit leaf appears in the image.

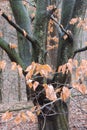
[26,79,33,88]
[23,29,27,37]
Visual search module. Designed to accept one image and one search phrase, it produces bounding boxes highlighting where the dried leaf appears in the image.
[9,43,17,49]
[26,69,34,80]
[52,36,59,42]
[21,112,27,122]
[27,111,36,123]
[0,60,6,70]
[72,83,87,94]
[17,65,23,77]
[61,87,70,101]
[69,18,78,25]
[47,5,54,11]
[23,29,27,37]
[63,34,68,40]
[44,84,57,101]
[2,111,13,121]
[58,64,67,74]
[55,88,62,93]
[11,62,17,70]
[8,15,11,21]
[26,79,33,88]
[36,105,41,116]
[33,81,39,91]
[14,114,22,124]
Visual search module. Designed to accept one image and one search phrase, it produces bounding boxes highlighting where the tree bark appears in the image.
[9,0,33,100]
[9,0,32,66]
[38,100,69,130]
[0,48,3,103]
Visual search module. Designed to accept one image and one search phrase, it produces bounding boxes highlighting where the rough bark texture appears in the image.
[33,0,69,130]
[33,0,49,63]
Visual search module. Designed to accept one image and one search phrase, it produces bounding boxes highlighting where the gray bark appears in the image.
[9,0,32,66]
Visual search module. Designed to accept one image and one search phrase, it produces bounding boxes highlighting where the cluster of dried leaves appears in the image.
[47,5,59,51]
[70,17,87,31]
[2,110,36,125]
[1,58,87,124]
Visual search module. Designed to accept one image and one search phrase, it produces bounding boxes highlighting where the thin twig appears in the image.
[73,46,87,58]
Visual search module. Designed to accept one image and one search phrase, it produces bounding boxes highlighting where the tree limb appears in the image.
[0,9,40,49]
[0,38,26,70]
[73,46,87,58]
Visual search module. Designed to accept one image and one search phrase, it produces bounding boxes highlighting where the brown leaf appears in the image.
[21,112,27,122]
[72,83,87,94]
[44,84,57,101]
[26,69,34,80]
[23,29,27,37]
[47,5,54,11]
[11,62,17,70]
[14,114,22,124]
[2,111,13,121]
[61,87,70,101]
[33,81,39,91]
[63,34,68,40]
[17,65,23,77]
[9,43,17,49]
[27,111,36,123]
[26,79,33,88]
[8,15,12,21]
[0,60,6,70]
[69,18,78,25]
[55,88,62,93]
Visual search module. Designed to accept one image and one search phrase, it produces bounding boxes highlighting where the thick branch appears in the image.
[0,9,40,49]
[0,38,26,70]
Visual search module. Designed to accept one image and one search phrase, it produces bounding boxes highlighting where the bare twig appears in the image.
[73,46,87,58]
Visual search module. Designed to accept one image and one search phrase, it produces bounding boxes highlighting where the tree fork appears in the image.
[0,9,40,49]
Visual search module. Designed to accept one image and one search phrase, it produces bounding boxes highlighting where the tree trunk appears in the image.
[9,0,32,66]
[38,100,69,130]
[0,48,3,103]
[9,0,33,100]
